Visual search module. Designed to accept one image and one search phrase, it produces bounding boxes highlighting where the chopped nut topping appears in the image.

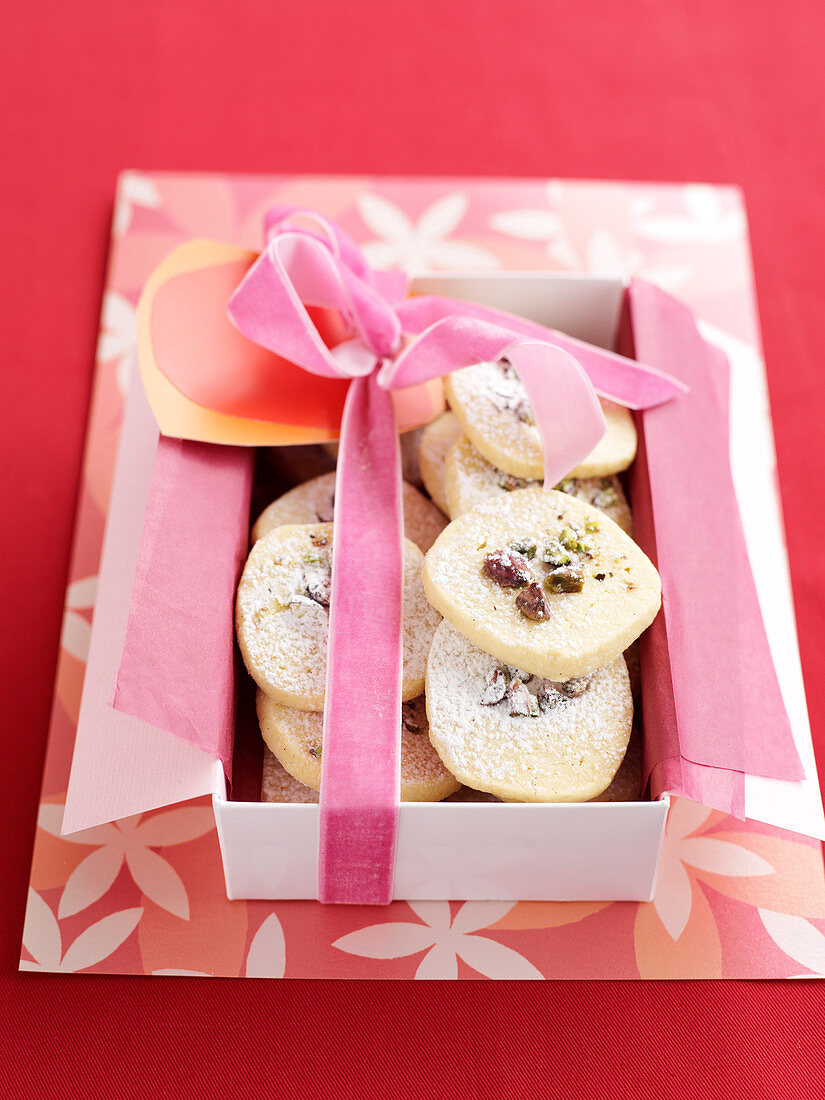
[512,398,535,425]
[499,472,532,492]
[480,666,509,706]
[484,549,533,588]
[308,746,322,759]
[594,572,606,582]
[593,487,618,509]
[537,682,564,712]
[515,582,551,621]
[508,679,539,717]
[304,565,331,608]
[310,533,329,548]
[542,538,573,568]
[545,564,585,594]
[559,676,590,698]
[509,538,538,560]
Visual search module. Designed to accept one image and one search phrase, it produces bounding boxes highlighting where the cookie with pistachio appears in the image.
[444,359,637,480]
[422,488,660,681]
[443,433,633,533]
[236,523,441,710]
[257,691,461,802]
[417,411,462,515]
[425,621,633,802]
[251,471,447,554]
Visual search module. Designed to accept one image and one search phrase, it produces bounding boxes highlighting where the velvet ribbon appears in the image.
[227,207,685,905]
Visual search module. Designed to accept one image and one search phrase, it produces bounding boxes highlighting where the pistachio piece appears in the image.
[537,682,564,712]
[510,538,538,560]
[542,538,573,568]
[507,679,539,717]
[499,472,532,492]
[545,564,585,594]
[484,549,533,588]
[515,582,551,621]
[480,667,508,706]
[559,676,590,698]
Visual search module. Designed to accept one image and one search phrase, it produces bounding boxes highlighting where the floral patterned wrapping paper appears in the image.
[21,174,825,979]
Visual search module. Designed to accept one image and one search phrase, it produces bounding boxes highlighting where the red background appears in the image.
[4,1,825,1096]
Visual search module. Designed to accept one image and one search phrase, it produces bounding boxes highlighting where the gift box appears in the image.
[57,176,825,908]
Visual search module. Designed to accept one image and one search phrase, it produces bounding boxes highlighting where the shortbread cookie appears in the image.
[422,488,660,680]
[443,434,633,533]
[257,691,461,801]
[418,411,462,515]
[425,622,633,802]
[444,360,637,480]
[261,748,320,803]
[237,523,441,710]
[252,472,447,553]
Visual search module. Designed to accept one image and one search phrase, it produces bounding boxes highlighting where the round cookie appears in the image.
[443,434,633,534]
[252,472,447,553]
[261,747,320,803]
[418,411,462,515]
[237,523,441,710]
[257,691,461,802]
[425,621,633,802]
[422,488,661,680]
[444,359,637,480]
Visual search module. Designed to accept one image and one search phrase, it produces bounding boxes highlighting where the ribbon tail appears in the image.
[396,293,687,409]
[507,342,607,487]
[384,320,607,487]
[318,373,403,904]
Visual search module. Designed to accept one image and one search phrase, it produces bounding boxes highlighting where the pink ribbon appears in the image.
[228,207,686,905]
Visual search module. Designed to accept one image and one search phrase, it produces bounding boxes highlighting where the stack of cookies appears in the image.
[236,358,661,805]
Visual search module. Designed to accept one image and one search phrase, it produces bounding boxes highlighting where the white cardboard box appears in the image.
[67,271,825,903]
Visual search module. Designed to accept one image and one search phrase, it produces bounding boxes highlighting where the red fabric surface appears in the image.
[3,0,825,1096]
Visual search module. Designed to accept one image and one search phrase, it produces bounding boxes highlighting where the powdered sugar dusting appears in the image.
[237,524,441,707]
[426,621,633,801]
[445,435,633,534]
[422,488,660,680]
[446,362,637,480]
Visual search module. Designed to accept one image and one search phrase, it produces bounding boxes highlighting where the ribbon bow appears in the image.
[228,206,685,905]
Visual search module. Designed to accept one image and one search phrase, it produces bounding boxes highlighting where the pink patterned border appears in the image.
[22,174,825,978]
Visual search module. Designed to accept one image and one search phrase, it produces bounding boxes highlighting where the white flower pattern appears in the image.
[489,182,690,290]
[113,171,162,238]
[96,291,138,396]
[653,799,774,941]
[333,901,543,979]
[38,804,215,920]
[21,889,142,973]
[245,914,286,978]
[636,184,746,244]
[357,192,500,273]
